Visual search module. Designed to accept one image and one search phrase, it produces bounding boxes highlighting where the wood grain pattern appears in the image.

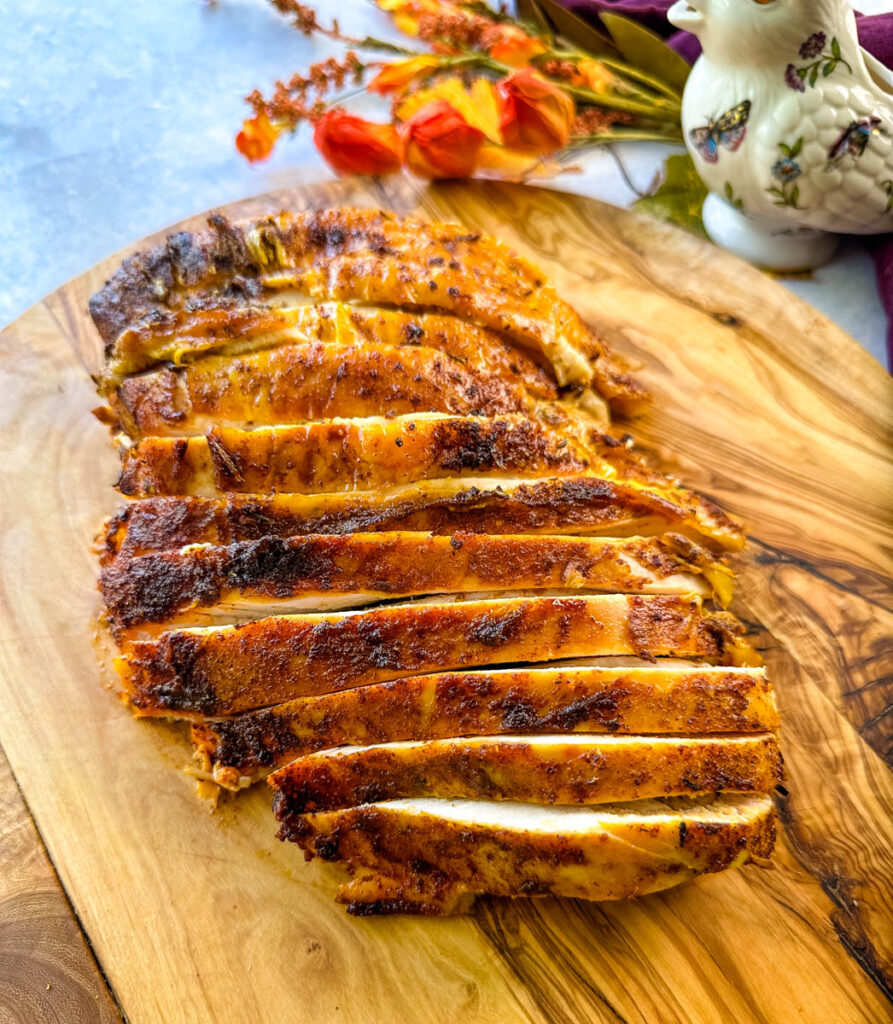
[0,176,890,1023]
[0,748,122,1024]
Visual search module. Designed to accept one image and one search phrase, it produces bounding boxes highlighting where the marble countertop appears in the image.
[2,0,888,365]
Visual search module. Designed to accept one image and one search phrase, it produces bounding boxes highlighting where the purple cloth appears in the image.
[559,1,893,360]
[559,2,893,65]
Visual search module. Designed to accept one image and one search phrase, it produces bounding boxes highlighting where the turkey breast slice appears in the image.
[191,663,777,789]
[117,593,755,719]
[268,732,783,812]
[100,531,732,637]
[96,475,744,566]
[277,792,776,914]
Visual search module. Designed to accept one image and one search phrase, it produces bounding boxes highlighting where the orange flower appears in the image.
[368,55,441,95]
[498,68,575,152]
[235,113,281,162]
[487,26,547,67]
[313,110,402,176]
[374,0,442,36]
[575,58,616,94]
[401,99,484,178]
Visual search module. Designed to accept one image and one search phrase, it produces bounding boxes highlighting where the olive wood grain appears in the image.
[0,176,890,1024]
[0,748,122,1024]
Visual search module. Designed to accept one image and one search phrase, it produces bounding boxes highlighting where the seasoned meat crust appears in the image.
[88,208,646,409]
[118,594,754,718]
[191,665,779,787]
[115,415,597,498]
[274,794,776,914]
[268,733,783,812]
[97,478,744,567]
[100,532,731,633]
[89,202,779,910]
[96,302,559,399]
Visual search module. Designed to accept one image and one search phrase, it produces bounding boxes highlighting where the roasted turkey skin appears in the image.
[268,733,783,812]
[118,594,756,718]
[88,208,646,409]
[277,794,776,914]
[97,478,744,568]
[191,664,779,788]
[100,532,732,634]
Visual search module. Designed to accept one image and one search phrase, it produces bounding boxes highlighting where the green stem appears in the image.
[562,82,680,120]
[542,49,682,101]
[563,125,684,150]
[597,58,683,101]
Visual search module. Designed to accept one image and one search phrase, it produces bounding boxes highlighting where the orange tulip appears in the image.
[235,113,281,162]
[368,55,441,95]
[498,68,575,152]
[488,26,547,67]
[401,100,484,178]
[575,58,616,94]
[313,110,402,176]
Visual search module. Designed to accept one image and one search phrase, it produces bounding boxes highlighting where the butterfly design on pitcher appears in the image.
[825,116,885,169]
[690,100,752,163]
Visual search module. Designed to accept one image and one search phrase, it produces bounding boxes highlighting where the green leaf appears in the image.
[790,137,803,157]
[823,61,834,76]
[767,187,784,197]
[513,0,554,45]
[600,12,691,93]
[519,0,620,58]
[724,181,733,200]
[809,65,819,87]
[791,184,800,206]
[831,37,841,58]
[634,153,708,238]
[797,67,807,78]
[778,142,791,156]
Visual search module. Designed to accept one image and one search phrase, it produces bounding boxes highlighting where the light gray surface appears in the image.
[1,0,888,365]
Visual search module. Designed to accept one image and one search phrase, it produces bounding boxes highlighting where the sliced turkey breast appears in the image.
[97,477,743,567]
[191,663,778,789]
[100,532,732,635]
[88,208,645,408]
[115,415,599,498]
[94,302,559,397]
[117,594,755,718]
[268,733,782,812]
[276,793,776,914]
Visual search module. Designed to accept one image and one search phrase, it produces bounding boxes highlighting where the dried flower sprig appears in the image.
[235,0,684,176]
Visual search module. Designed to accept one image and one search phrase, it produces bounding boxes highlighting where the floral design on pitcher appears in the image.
[767,138,806,209]
[784,33,851,91]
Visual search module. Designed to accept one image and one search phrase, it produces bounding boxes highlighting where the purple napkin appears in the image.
[559,1,893,360]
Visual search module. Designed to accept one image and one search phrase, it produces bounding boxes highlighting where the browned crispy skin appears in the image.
[100,532,730,632]
[109,343,531,437]
[191,666,780,786]
[269,734,783,813]
[107,341,542,437]
[96,303,559,399]
[276,795,776,913]
[88,209,645,409]
[97,479,744,567]
[118,594,753,718]
[114,416,605,498]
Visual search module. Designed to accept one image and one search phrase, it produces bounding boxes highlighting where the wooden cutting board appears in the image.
[0,177,890,1024]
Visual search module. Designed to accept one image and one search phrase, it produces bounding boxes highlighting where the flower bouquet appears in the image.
[235,0,688,179]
